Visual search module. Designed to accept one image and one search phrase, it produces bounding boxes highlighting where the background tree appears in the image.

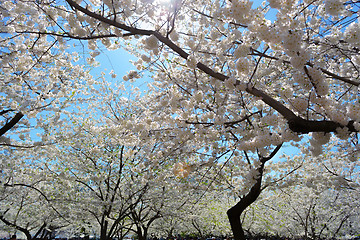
[23,82,194,240]
[241,148,360,239]
[243,185,360,239]
[181,192,233,238]
[0,147,69,240]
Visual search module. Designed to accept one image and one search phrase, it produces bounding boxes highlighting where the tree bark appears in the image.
[136,227,146,240]
[227,145,282,240]
[227,170,263,240]
[0,112,24,137]
[100,220,109,240]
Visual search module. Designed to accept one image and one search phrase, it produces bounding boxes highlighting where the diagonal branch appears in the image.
[0,112,24,137]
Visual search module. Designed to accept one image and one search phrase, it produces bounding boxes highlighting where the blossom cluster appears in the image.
[325,0,345,15]
[223,0,252,24]
[306,67,329,96]
[344,22,360,47]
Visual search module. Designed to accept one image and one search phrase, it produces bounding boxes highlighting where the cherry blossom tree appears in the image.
[0,0,95,145]
[2,0,360,239]
[242,184,360,239]
[17,81,195,240]
[240,146,360,239]
[0,147,69,240]
[148,188,235,238]
[180,192,233,238]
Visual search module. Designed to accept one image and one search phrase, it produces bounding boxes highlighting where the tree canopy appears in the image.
[1,0,360,239]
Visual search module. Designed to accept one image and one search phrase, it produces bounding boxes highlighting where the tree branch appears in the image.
[0,214,32,240]
[64,0,358,134]
[65,0,153,36]
[0,112,24,137]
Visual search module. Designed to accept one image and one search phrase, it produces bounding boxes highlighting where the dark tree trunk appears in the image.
[227,145,282,240]
[227,144,282,240]
[227,173,263,240]
[100,220,109,240]
[136,228,146,240]
[227,208,246,240]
